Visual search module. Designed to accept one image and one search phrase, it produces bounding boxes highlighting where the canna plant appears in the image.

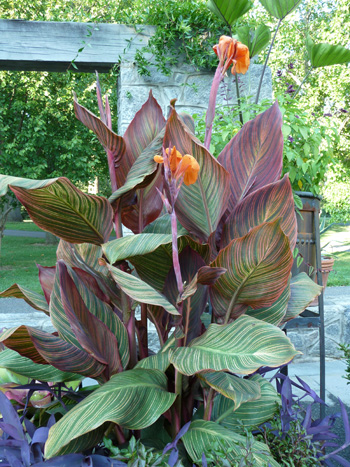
[0,51,322,464]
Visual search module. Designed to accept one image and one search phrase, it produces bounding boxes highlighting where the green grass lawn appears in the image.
[321,224,350,287]
[5,221,43,232]
[0,236,57,293]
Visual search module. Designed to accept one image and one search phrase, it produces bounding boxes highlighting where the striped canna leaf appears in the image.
[37,265,56,305]
[73,92,126,177]
[182,419,279,466]
[245,276,291,326]
[213,375,281,430]
[198,372,261,410]
[44,368,177,458]
[170,315,299,376]
[9,178,113,245]
[108,128,164,206]
[56,241,124,313]
[49,264,129,369]
[58,261,126,375]
[0,348,81,383]
[163,108,231,242]
[0,326,106,378]
[221,174,297,251]
[281,272,322,324]
[218,101,283,214]
[0,284,49,314]
[105,263,179,315]
[210,221,293,320]
[135,349,173,372]
[0,175,58,197]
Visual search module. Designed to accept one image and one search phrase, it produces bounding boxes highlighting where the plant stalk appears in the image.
[292,67,313,99]
[235,74,244,125]
[203,388,215,421]
[255,18,282,105]
[205,65,224,149]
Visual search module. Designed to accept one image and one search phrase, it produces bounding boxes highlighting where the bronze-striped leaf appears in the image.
[218,101,283,213]
[0,326,106,378]
[0,174,58,197]
[58,261,126,375]
[0,348,81,383]
[170,315,299,376]
[45,368,176,458]
[0,284,49,314]
[222,174,297,251]
[210,221,293,320]
[9,178,113,245]
[49,264,129,369]
[73,93,126,180]
[245,276,291,326]
[163,108,231,242]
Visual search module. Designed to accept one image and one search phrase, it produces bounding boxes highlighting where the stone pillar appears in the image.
[118,61,272,134]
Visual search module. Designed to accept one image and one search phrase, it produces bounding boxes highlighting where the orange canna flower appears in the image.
[179,154,200,186]
[154,147,200,186]
[213,36,250,75]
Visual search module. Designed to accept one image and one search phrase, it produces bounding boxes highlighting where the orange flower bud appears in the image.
[213,36,250,75]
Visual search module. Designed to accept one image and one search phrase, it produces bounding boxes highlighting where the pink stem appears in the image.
[204,66,224,149]
[171,209,183,300]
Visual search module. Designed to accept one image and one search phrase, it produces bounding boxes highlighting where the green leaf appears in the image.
[164,108,231,242]
[8,177,113,245]
[218,102,283,213]
[198,372,261,410]
[143,213,188,235]
[170,315,299,376]
[135,349,173,372]
[213,375,281,430]
[103,234,209,292]
[0,349,81,383]
[0,284,49,314]
[237,25,271,58]
[102,234,173,264]
[259,0,303,19]
[106,263,179,315]
[207,0,253,26]
[182,420,279,466]
[222,175,297,251]
[0,174,58,197]
[306,36,350,68]
[282,272,322,323]
[211,221,293,320]
[44,368,177,458]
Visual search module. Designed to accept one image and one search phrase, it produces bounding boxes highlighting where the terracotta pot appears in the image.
[309,256,335,306]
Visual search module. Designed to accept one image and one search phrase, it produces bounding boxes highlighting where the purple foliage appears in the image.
[163,421,191,466]
[265,373,350,465]
[0,391,125,466]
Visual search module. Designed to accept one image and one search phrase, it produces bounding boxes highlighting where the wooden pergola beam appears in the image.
[0,19,154,73]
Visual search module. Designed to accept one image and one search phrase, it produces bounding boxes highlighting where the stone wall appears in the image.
[117,61,272,134]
